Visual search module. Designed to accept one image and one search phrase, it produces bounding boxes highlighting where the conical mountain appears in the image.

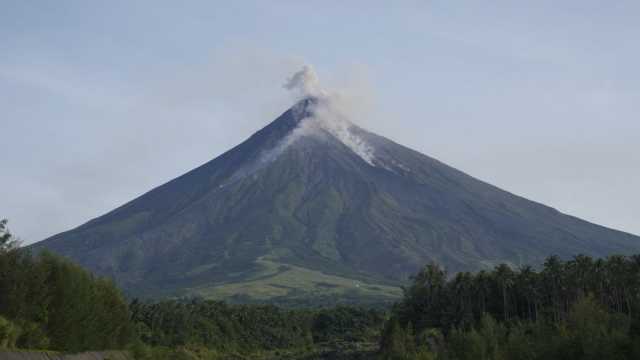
[32,96,640,304]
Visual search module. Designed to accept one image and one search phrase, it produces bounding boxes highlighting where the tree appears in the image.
[515,265,539,320]
[399,264,447,331]
[494,264,515,321]
[541,255,565,321]
[0,219,19,252]
[379,318,411,360]
[381,254,640,360]
[0,248,134,352]
[0,315,19,349]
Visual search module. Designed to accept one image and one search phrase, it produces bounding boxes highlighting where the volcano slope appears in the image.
[32,97,640,304]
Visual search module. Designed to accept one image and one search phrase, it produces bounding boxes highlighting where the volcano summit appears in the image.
[33,68,640,304]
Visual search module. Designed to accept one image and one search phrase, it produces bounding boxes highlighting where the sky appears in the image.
[1,1,639,245]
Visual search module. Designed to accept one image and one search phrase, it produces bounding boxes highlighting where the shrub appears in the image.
[0,315,19,349]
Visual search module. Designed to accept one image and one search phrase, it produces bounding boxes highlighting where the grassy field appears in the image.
[187,258,402,305]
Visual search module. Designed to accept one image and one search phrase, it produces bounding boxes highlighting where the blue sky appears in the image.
[2,1,639,244]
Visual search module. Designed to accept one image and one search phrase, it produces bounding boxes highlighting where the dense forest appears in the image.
[128,300,384,359]
[380,256,640,359]
[0,220,134,351]
[0,220,385,359]
[3,218,640,359]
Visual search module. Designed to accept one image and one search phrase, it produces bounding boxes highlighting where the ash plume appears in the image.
[276,65,376,165]
[283,65,325,99]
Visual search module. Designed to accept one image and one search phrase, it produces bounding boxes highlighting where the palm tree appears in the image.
[516,265,539,321]
[494,264,514,321]
[542,255,564,321]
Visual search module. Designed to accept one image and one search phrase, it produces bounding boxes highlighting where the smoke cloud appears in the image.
[283,65,325,99]
[278,65,376,165]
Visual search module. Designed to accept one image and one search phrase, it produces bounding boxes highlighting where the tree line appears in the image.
[4,217,640,359]
[0,220,385,358]
[0,220,134,351]
[128,299,385,359]
[380,255,640,359]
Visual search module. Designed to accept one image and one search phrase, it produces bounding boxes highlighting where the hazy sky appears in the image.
[2,1,639,244]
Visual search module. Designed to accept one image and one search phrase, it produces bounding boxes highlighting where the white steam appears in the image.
[221,65,378,189]
[276,65,376,166]
[283,65,325,98]
[296,100,375,165]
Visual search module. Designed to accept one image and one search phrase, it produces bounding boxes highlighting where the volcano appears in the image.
[32,93,640,305]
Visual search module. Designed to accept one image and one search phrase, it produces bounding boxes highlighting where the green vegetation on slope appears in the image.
[187,258,402,307]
